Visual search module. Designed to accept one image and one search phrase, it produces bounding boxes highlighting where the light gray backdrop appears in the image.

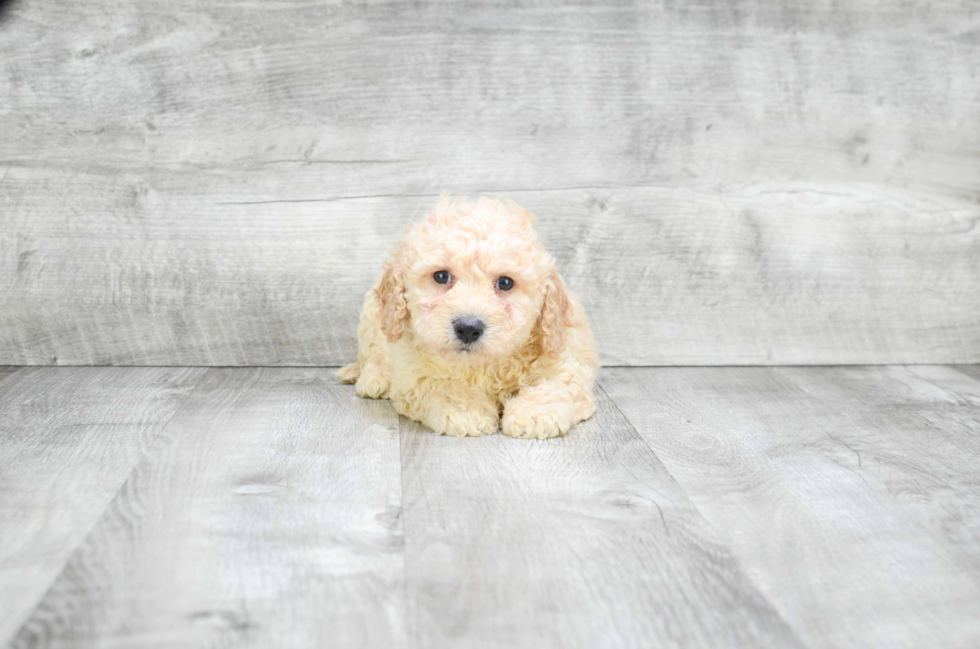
[1,0,978,366]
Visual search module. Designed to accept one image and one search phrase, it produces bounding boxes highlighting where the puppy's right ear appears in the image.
[376,260,408,342]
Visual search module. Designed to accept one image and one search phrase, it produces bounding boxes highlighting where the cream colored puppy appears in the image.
[338,195,598,439]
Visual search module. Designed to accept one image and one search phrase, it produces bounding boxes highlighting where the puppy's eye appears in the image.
[495,276,515,291]
[433,270,451,284]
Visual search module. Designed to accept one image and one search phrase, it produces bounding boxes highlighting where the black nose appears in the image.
[453,317,485,345]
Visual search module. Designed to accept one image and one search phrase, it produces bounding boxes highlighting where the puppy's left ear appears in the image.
[540,270,574,358]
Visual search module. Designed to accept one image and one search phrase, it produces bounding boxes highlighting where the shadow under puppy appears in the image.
[338,194,598,438]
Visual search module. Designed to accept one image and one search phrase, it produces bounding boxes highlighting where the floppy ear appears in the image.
[540,270,573,358]
[375,260,408,343]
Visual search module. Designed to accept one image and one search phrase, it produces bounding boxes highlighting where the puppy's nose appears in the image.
[453,316,485,345]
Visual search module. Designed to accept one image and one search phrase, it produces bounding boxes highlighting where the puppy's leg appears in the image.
[392,380,499,437]
[423,390,499,437]
[337,285,392,398]
[501,381,574,439]
[355,359,390,399]
[336,362,360,383]
[502,358,596,440]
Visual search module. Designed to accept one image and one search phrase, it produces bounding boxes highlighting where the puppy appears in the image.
[338,194,598,439]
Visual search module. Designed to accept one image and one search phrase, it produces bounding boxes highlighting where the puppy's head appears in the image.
[376,194,572,364]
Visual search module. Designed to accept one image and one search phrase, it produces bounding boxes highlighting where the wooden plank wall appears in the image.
[1,0,978,366]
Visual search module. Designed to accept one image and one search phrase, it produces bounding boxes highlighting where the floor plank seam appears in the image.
[396,413,414,649]
[595,377,814,648]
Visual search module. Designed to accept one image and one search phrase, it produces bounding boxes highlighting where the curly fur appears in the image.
[338,194,598,439]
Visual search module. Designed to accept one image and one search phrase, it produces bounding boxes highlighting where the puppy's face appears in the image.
[377,196,570,364]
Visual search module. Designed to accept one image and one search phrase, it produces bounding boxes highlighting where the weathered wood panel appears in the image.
[9,368,404,648]
[400,387,802,648]
[0,366,204,644]
[1,0,978,365]
[2,186,977,366]
[601,365,980,648]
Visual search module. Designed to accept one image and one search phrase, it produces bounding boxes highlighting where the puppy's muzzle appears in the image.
[453,316,485,345]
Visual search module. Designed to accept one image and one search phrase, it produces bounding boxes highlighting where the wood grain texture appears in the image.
[601,365,980,648]
[9,368,404,649]
[1,0,979,366]
[400,386,802,648]
[0,366,204,644]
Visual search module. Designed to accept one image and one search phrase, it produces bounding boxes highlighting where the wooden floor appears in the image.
[2,365,979,648]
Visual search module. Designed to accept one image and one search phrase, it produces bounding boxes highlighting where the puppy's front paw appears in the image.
[502,398,572,440]
[355,369,389,399]
[427,403,499,438]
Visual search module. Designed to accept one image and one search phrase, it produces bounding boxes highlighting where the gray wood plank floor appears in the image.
[1,365,979,648]
[401,388,800,648]
[602,365,980,649]
[0,366,204,642]
[8,369,403,648]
